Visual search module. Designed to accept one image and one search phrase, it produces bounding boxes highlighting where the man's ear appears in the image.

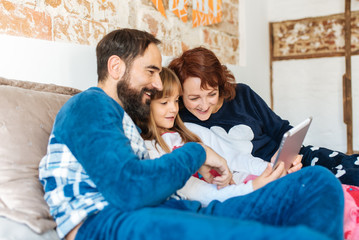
[108,55,126,80]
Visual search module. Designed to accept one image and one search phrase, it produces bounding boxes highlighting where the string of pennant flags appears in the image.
[151,0,222,27]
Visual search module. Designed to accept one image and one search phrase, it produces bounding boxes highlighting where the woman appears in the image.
[168,46,359,186]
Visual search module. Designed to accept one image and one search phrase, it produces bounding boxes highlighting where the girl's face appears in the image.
[182,77,219,121]
[151,86,180,134]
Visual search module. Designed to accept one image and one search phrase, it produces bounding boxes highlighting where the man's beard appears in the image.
[117,75,157,123]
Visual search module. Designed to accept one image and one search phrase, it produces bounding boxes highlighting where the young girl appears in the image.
[140,67,296,206]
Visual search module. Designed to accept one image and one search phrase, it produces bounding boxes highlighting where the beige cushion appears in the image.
[0,77,81,234]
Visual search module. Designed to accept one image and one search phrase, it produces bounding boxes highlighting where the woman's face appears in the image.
[182,77,219,121]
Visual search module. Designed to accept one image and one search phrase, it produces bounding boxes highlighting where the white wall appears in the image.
[268,0,359,152]
[268,0,349,20]
[234,0,271,103]
[0,34,97,90]
[0,35,194,91]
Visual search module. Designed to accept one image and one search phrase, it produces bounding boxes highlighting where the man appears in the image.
[39,28,344,240]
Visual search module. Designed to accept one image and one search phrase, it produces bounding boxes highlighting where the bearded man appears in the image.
[39,28,344,240]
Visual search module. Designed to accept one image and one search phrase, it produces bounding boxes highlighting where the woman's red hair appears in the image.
[168,47,236,101]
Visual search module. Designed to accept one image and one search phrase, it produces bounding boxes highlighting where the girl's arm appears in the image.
[176,176,254,207]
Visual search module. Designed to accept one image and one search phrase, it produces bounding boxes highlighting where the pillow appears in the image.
[0,77,81,234]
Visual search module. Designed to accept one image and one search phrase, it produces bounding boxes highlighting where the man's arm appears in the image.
[54,90,206,211]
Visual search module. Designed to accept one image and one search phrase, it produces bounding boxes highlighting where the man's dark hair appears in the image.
[96,28,161,82]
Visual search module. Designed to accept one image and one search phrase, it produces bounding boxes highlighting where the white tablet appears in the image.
[273,117,313,171]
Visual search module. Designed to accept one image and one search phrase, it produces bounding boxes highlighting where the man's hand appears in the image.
[197,144,234,189]
[252,162,286,191]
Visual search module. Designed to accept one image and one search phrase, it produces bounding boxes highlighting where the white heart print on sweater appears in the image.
[209,125,254,155]
[184,123,267,176]
[355,157,359,165]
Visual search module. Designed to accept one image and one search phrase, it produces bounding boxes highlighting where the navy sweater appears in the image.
[180,83,292,161]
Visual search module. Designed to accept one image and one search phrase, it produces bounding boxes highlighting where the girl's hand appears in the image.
[252,162,286,191]
[288,155,303,174]
[212,171,235,190]
[198,144,235,189]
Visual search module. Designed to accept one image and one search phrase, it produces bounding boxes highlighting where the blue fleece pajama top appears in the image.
[39,87,205,239]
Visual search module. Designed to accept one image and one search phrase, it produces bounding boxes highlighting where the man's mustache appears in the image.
[142,88,159,100]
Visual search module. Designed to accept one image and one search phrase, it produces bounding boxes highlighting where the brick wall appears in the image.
[0,0,239,64]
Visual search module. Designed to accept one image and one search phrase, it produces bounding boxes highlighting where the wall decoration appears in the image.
[192,0,222,27]
[269,2,358,154]
[150,0,222,27]
[270,11,359,60]
[169,0,188,23]
[151,0,166,18]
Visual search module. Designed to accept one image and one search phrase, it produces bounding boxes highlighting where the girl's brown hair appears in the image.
[141,67,202,153]
[168,47,236,101]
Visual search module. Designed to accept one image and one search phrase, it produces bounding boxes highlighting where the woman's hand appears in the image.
[252,162,286,191]
[198,144,235,189]
[287,155,303,174]
[271,150,303,174]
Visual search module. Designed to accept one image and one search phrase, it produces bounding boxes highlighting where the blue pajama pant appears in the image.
[75,166,344,240]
